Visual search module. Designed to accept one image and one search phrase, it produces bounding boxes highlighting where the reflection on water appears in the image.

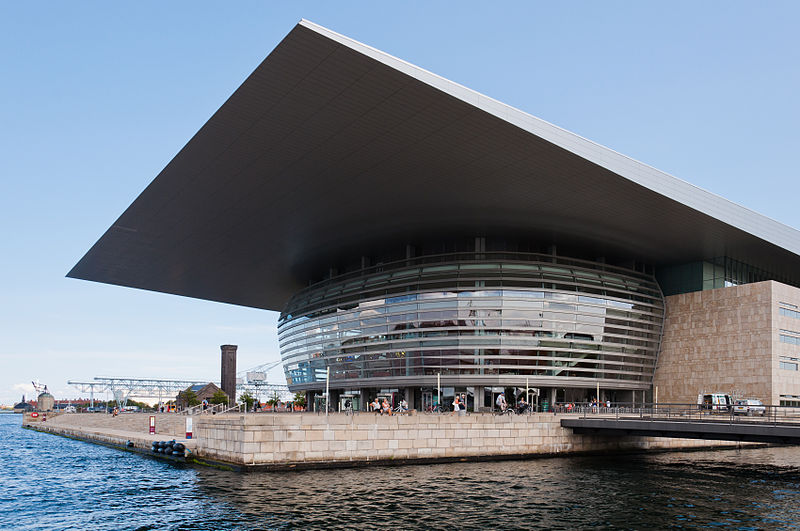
[3,413,800,530]
[195,450,800,529]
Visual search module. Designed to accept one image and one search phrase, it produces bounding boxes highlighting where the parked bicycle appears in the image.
[516,404,533,415]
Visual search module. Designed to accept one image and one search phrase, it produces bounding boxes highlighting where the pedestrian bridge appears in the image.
[560,406,800,445]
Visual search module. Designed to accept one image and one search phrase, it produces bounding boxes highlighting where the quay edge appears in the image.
[20,411,764,471]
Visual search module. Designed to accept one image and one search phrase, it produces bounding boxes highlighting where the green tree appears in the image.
[239,391,256,411]
[293,392,307,408]
[266,392,280,406]
[183,386,200,407]
[127,399,151,411]
[209,389,229,405]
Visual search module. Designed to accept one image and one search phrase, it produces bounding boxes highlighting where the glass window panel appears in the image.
[391,268,420,278]
[502,264,540,271]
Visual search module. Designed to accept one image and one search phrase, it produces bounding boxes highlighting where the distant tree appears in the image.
[293,392,307,408]
[182,387,200,407]
[239,391,256,411]
[209,389,229,405]
[266,392,280,406]
[127,399,151,410]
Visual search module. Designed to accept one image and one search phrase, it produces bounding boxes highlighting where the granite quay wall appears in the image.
[21,411,750,469]
[194,412,740,468]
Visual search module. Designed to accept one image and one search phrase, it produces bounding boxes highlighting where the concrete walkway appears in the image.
[22,412,198,454]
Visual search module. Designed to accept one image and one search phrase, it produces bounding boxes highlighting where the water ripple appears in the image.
[4,414,800,529]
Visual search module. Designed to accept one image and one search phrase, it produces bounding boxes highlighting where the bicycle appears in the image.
[516,404,532,415]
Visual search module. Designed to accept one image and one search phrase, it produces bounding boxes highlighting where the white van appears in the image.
[698,393,733,412]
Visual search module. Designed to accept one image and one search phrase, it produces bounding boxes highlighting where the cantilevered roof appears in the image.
[68,20,800,311]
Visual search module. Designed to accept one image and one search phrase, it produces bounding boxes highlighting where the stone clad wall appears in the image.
[194,412,730,466]
[773,282,800,405]
[654,281,774,405]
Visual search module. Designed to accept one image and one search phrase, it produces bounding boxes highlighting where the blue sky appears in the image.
[1,2,799,404]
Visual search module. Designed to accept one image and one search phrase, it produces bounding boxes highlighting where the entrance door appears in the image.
[314,395,330,413]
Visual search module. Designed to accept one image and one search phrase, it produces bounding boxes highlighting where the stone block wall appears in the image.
[194,412,731,467]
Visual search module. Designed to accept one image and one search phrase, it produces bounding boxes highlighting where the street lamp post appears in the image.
[437,372,441,412]
[325,366,330,418]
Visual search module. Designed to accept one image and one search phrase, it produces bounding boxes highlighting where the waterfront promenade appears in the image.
[22,410,749,470]
[22,412,197,457]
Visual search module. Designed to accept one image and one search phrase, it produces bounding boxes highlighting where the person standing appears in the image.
[517,396,528,414]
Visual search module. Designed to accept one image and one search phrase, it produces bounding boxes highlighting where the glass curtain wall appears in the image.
[279,252,664,393]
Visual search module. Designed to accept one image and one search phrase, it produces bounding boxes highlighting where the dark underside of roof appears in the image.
[68,23,800,311]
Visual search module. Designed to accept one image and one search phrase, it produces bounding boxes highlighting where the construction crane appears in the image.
[237,359,288,402]
[31,381,49,394]
[237,359,283,379]
[68,368,291,409]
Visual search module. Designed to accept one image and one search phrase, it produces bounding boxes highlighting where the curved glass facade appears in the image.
[279,252,664,392]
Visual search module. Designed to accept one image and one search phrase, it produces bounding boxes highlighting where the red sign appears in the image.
[30,412,39,418]
[149,415,156,435]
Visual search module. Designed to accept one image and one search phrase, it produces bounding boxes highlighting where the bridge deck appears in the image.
[561,416,800,444]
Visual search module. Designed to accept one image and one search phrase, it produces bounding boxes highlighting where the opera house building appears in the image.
[70,21,800,412]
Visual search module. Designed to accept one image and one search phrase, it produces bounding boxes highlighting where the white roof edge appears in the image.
[299,19,800,256]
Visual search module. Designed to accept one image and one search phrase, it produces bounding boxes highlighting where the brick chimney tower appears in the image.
[220,344,237,404]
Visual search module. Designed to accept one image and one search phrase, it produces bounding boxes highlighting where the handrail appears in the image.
[568,402,800,427]
[180,403,228,415]
[220,403,241,414]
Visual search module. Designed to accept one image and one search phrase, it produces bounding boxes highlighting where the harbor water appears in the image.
[3,413,800,530]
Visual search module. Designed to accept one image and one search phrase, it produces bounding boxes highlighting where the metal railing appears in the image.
[569,402,800,426]
[180,403,229,416]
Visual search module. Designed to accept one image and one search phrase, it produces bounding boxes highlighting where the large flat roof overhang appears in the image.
[68,20,800,311]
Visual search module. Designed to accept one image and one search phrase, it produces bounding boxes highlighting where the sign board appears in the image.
[149,415,156,435]
[247,371,267,383]
[185,417,193,439]
[30,412,39,418]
